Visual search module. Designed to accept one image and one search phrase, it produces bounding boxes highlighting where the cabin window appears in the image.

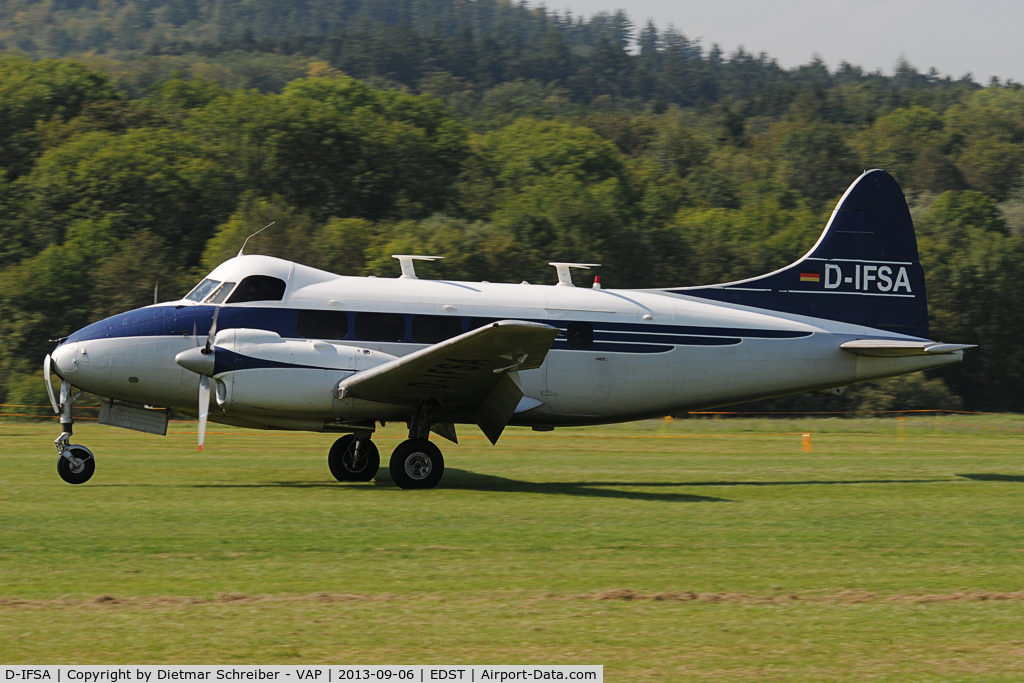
[412,315,463,344]
[354,312,406,342]
[468,317,497,330]
[206,282,236,304]
[185,278,220,302]
[226,275,287,303]
[566,321,594,350]
[297,310,349,340]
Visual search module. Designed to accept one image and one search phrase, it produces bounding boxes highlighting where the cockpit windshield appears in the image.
[185,278,220,302]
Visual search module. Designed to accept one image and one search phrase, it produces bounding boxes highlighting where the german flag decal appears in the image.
[799,271,820,282]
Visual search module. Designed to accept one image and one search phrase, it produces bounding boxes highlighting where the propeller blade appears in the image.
[204,307,220,354]
[43,354,60,414]
[198,374,210,452]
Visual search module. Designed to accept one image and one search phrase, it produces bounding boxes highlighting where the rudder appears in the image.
[666,169,929,339]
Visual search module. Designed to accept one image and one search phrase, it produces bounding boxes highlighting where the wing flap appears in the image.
[473,372,525,445]
[840,340,976,357]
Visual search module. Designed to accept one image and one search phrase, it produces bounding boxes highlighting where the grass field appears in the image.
[2,415,1024,680]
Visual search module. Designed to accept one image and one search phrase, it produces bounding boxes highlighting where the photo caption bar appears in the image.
[2,666,602,683]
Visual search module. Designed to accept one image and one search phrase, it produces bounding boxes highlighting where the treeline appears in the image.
[1,0,992,107]
[1,8,1023,413]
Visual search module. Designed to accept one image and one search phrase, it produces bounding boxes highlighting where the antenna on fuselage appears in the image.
[238,221,276,257]
[549,262,600,287]
[154,282,159,305]
[392,255,443,279]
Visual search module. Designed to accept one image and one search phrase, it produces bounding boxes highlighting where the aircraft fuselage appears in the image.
[49,260,961,432]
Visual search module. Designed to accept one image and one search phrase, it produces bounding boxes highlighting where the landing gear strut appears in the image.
[390,402,445,489]
[328,434,380,482]
[54,380,95,485]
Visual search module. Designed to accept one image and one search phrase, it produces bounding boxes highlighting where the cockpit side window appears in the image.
[206,282,236,304]
[225,275,287,304]
[185,278,220,302]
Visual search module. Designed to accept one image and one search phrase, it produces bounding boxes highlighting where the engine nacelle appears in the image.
[211,329,396,415]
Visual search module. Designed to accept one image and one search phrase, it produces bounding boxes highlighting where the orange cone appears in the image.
[802,432,812,452]
[657,415,673,436]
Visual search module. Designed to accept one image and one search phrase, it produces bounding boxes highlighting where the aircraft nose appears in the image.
[50,343,81,382]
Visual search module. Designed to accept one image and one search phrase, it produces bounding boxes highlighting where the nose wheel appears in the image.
[56,443,95,485]
[389,438,444,489]
[328,434,380,482]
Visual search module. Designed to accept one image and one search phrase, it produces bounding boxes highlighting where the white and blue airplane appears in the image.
[44,170,973,488]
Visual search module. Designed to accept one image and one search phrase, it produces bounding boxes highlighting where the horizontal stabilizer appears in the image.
[840,340,976,357]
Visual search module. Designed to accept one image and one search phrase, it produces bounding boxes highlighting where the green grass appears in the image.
[3,415,1024,680]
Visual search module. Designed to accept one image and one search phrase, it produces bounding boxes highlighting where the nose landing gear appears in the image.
[51,377,95,485]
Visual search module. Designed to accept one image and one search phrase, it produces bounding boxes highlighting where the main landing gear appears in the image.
[53,380,95,485]
[327,434,380,482]
[327,404,446,489]
[389,438,444,489]
[389,402,445,489]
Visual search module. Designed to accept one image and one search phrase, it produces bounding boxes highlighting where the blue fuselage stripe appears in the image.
[64,304,808,355]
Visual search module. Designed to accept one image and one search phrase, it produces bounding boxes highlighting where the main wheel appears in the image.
[57,446,95,485]
[389,438,444,489]
[328,435,380,482]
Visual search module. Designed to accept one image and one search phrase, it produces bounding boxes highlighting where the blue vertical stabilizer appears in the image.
[665,169,929,339]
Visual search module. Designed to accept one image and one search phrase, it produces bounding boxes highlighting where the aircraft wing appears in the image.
[840,340,976,357]
[337,321,559,443]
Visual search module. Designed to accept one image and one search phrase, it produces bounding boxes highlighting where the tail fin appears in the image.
[666,169,929,339]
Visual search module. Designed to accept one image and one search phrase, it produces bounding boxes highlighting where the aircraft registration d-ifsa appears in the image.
[44,170,973,488]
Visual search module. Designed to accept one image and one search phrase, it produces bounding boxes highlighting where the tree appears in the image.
[917,192,1024,409]
[0,54,119,181]
[186,76,468,222]
[15,128,232,265]
[777,122,859,207]
[852,106,950,193]
[944,89,1024,200]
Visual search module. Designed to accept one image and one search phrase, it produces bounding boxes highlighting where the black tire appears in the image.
[389,438,444,489]
[328,435,380,482]
[57,446,95,485]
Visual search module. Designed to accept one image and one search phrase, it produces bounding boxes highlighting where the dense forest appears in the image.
[2,0,1024,414]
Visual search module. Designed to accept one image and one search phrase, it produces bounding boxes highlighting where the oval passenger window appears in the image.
[226,275,287,303]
